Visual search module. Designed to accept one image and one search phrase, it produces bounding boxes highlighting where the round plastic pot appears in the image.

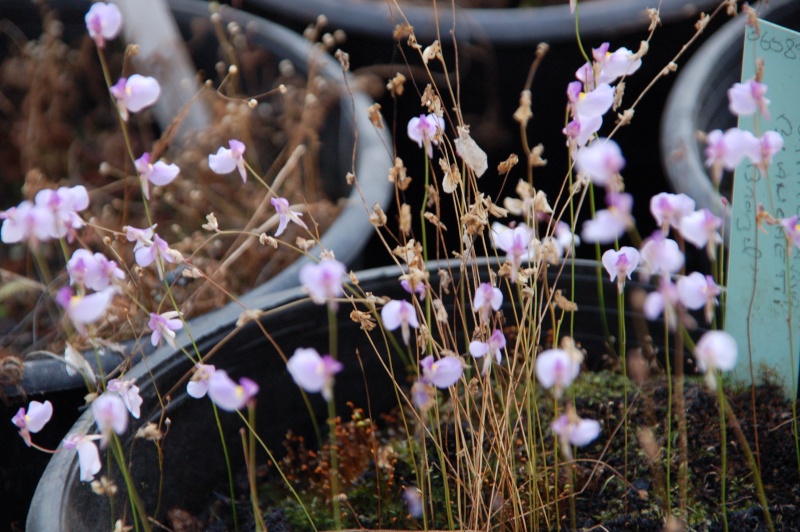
[0,0,391,526]
[28,257,684,530]
[660,0,799,240]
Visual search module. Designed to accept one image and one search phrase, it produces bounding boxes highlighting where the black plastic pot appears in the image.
[0,0,391,526]
[660,0,799,240]
[28,257,686,530]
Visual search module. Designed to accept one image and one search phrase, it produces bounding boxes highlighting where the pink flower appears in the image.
[576,43,641,88]
[677,272,720,324]
[563,115,601,152]
[286,348,343,402]
[602,246,640,292]
[551,411,601,459]
[782,215,800,252]
[679,209,722,259]
[403,487,423,518]
[299,258,347,309]
[704,128,760,185]
[468,329,506,374]
[407,113,445,159]
[34,186,90,241]
[85,2,122,49]
[694,330,737,389]
[208,140,247,182]
[271,197,307,237]
[134,152,180,200]
[420,354,463,389]
[0,201,54,244]
[12,400,53,447]
[106,378,143,419]
[400,278,427,300]
[55,286,118,331]
[492,223,534,283]
[650,192,695,233]
[187,364,216,399]
[67,249,125,291]
[751,130,783,171]
[473,282,503,321]
[554,221,580,256]
[134,233,181,279]
[110,75,161,122]
[581,192,633,244]
[568,82,614,122]
[63,434,102,482]
[207,370,259,411]
[381,299,419,345]
[535,349,580,398]
[148,311,183,348]
[728,79,770,120]
[639,232,684,277]
[643,277,680,329]
[92,393,128,443]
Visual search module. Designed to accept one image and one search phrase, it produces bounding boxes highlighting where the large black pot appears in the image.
[28,257,686,530]
[660,0,799,239]
[0,0,391,526]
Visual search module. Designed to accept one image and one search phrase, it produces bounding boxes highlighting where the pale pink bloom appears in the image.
[403,487,423,518]
[411,380,435,411]
[468,329,506,374]
[751,130,783,171]
[551,413,601,458]
[271,197,307,237]
[400,279,427,300]
[407,113,445,159]
[381,299,419,345]
[535,349,580,398]
[124,224,156,249]
[554,221,580,256]
[110,75,161,122]
[299,258,347,309]
[677,272,720,324]
[581,192,633,244]
[728,79,770,120]
[134,152,180,200]
[602,246,640,292]
[208,140,247,182]
[148,310,183,348]
[679,209,722,259]
[55,286,118,330]
[563,115,602,152]
[639,232,684,277]
[420,354,463,389]
[0,201,54,244]
[704,128,760,185]
[286,348,343,402]
[85,2,122,49]
[67,249,124,291]
[187,363,216,399]
[576,43,641,88]
[492,222,534,283]
[649,192,695,233]
[134,233,181,279]
[694,330,737,389]
[63,433,102,482]
[568,82,614,122]
[12,400,53,447]
[34,186,90,241]
[473,282,503,321]
[782,215,800,252]
[575,138,625,187]
[106,378,143,419]
[206,370,259,412]
[92,393,128,442]
[643,277,680,329]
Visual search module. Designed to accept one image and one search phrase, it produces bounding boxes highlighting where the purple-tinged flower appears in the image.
[535,348,580,398]
[187,364,216,399]
[148,311,183,348]
[420,354,463,389]
[34,186,90,241]
[468,329,506,374]
[286,348,343,402]
[67,249,125,291]
[407,113,445,159]
[206,370,259,412]
[125,224,156,249]
[12,400,53,447]
[85,2,122,49]
[106,378,143,419]
[63,434,102,482]
[55,286,118,331]
[400,278,427,301]
[694,330,737,389]
[643,276,680,329]
[554,221,580,256]
[728,79,770,120]
[271,197,307,237]
[403,487,424,518]
[411,380,435,411]
[381,299,419,345]
[473,282,503,321]
[92,393,128,443]
[0,201,54,244]
[580,43,641,87]
[551,410,601,459]
[208,140,247,182]
[639,232,684,277]
[781,215,800,252]
[492,222,534,283]
[134,233,181,279]
[134,152,180,200]
[677,272,720,324]
[751,130,784,171]
[568,82,614,122]
[110,75,161,122]
[704,128,760,185]
[563,115,602,152]
[679,209,722,259]
[602,246,640,293]
[581,192,633,244]
[299,258,347,309]
[649,192,695,233]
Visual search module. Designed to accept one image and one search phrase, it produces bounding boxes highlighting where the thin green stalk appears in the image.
[716,373,728,532]
[109,434,151,532]
[618,288,628,488]
[213,403,239,531]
